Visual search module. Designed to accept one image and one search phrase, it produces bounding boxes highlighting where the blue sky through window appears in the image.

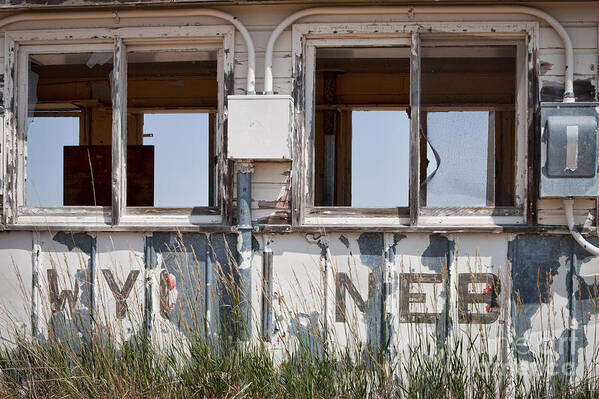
[351,110,410,207]
[143,113,209,207]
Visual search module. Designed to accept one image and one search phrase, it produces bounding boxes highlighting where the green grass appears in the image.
[2,235,599,398]
[2,326,599,398]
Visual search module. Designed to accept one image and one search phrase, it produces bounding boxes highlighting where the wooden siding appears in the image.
[0,4,598,228]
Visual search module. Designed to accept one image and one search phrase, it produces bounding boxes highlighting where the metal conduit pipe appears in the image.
[0,9,257,94]
[564,199,599,257]
[264,5,574,102]
[236,162,254,340]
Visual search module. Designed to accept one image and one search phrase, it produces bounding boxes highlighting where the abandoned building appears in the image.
[0,0,599,387]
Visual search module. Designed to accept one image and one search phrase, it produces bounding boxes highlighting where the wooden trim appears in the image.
[486,111,496,206]
[126,207,220,215]
[5,26,233,45]
[316,104,408,111]
[209,113,216,207]
[526,32,540,226]
[219,38,235,225]
[291,29,305,226]
[3,35,17,224]
[420,207,523,217]
[19,206,110,216]
[255,224,592,235]
[409,31,421,226]
[112,37,127,225]
[308,206,409,217]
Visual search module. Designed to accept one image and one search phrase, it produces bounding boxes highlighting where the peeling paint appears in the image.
[421,234,452,273]
[339,234,350,250]
[541,79,597,102]
[53,232,93,255]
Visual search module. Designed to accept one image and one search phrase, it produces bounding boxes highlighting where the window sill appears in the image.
[9,206,225,231]
[302,206,524,227]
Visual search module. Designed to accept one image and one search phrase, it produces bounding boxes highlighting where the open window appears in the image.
[5,26,233,227]
[25,51,114,208]
[296,24,532,226]
[126,49,217,209]
[314,47,410,210]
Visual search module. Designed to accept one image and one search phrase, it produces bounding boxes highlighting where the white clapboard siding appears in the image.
[539,50,597,76]
[234,77,292,94]
[538,198,596,226]
[234,52,293,79]
[540,24,599,50]
[232,162,291,224]
[235,30,292,53]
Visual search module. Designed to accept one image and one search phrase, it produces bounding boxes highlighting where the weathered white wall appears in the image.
[0,2,598,388]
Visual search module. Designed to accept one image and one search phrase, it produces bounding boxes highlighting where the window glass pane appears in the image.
[425,111,489,207]
[352,111,409,207]
[314,46,410,207]
[126,50,217,207]
[26,52,113,206]
[143,113,210,207]
[26,116,79,206]
[420,44,517,208]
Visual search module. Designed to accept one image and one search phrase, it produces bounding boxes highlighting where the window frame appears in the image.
[3,26,234,229]
[292,21,538,228]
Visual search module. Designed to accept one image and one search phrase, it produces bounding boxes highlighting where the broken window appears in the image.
[314,47,410,208]
[420,44,517,209]
[25,52,114,207]
[301,28,528,225]
[126,50,217,208]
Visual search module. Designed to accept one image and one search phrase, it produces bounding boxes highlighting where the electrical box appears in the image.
[227,95,294,160]
[540,102,599,197]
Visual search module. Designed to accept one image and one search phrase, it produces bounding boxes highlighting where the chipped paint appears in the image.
[541,78,597,102]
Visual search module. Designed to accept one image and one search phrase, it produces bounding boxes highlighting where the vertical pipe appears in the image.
[31,234,40,338]
[262,247,273,341]
[89,235,96,322]
[144,235,155,339]
[236,161,254,340]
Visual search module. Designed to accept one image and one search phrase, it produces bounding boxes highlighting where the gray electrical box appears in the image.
[540,102,599,198]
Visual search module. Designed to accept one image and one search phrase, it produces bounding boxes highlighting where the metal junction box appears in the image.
[540,102,599,198]
[227,95,294,160]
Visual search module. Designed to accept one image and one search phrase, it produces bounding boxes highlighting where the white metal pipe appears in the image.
[264,5,574,101]
[564,199,599,257]
[0,9,257,94]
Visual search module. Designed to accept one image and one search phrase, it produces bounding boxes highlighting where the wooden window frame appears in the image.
[292,21,538,228]
[3,26,234,230]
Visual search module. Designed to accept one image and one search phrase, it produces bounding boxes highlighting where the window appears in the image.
[26,51,114,207]
[314,47,410,209]
[296,23,533,226]
[126,49,217,209]
[420,44,518,211]
[4,27,233,227]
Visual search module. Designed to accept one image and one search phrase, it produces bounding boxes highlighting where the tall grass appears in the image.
[1,234,599,398]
